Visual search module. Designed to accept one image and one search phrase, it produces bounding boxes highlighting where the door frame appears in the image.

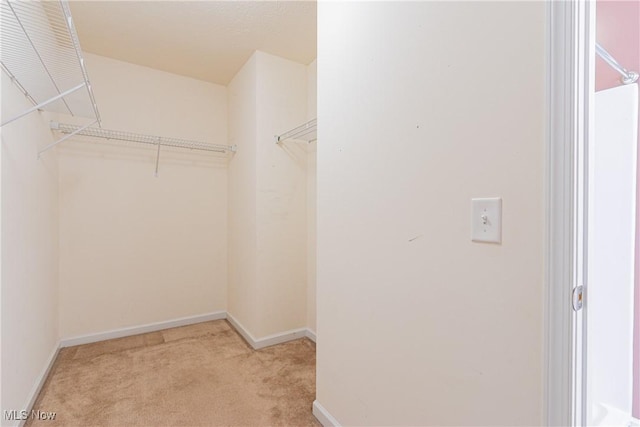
[546,1,594,425]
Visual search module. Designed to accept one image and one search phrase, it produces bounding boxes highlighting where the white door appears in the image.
[586,83,638,426]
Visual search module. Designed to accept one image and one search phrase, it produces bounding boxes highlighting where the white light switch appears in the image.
[471,198,502,243]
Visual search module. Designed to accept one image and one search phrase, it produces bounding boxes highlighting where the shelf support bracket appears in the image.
[39,118,98,158]
[154,138,161,177]
[1,82,87,127]
[1,62,37,107]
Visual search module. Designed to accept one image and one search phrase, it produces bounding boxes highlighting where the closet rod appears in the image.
[50,122,237,153]
[596,43,639,84]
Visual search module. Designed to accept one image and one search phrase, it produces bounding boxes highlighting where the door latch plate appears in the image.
[572,285,584,311]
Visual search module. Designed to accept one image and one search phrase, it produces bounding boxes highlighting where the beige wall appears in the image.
[1,76,60,425]
[307,60,317,334]
[316,2,545,425]
[58,54,228,338]
[255,51,308,337]
[228,51,310,339]
[228,54,260,334]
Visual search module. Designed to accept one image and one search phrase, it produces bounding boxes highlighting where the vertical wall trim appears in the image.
[546,1,592,425]
[547,1,574,424]
[546,4,574,423]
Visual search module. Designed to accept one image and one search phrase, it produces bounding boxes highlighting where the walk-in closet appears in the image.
[1,1,317,425]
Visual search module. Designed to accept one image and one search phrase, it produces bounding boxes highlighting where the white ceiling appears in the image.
[69,1,317,85]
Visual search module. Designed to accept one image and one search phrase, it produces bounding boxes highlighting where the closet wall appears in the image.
[255,52,308,338]
[307,60,317,333]
[227,54,259,335]
[228,51,311,340]
[58,54,229,338]
[1,76,60,420]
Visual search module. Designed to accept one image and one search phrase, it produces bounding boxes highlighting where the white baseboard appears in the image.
[226,313,312,350]
[313,400,341,427]
[225,313,255,346]
[17,343,61,427]
[305,328,317,343]
[59,311,227,348]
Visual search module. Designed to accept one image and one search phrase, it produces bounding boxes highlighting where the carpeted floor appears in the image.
[26,320,320,427]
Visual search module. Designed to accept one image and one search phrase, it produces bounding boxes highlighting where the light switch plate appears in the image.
[471,197,502,243]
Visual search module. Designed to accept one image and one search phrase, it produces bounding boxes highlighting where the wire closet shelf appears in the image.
[1,0,101,127]
[50,122,237,177]
[50,122,237,154]
[275,118,317,144]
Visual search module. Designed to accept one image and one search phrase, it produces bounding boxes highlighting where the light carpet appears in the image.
[26,320,319,427]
